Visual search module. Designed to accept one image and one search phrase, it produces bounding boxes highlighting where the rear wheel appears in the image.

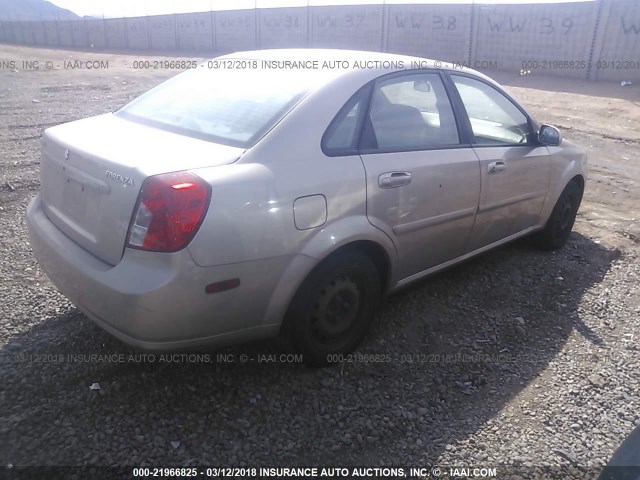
[533,180,582,250]
[282,251,381,366]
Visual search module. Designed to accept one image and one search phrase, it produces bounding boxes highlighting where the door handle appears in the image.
[379,172,412,188]
[488,161,507,174]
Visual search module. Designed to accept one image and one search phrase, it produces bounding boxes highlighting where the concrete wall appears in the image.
[386,4,472,62]
[42,21,57,46]
[58,20,73,47]
[215,9,256,52]
[71,20,88,47]
[176,12,213,52]
[310,5,382,51]
[474,2,597,79]
[33,21,46,45]
[4,23,15,43]
[6,23,15,43]
[104,18,126,49]
[20,22,34,45]
[86,19,106,48]
[593,0,640,81]
[126,17,150,50]
[1,1,638,81]
[258,7,307,49]
[149,15,176,50]
[12,22,23,44]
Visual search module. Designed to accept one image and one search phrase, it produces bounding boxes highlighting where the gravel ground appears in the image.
[1,45,639,478]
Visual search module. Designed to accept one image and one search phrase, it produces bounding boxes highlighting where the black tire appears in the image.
[533,180,582,251]
[281,250,381,367]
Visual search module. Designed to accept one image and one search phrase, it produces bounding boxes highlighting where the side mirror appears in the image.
[539,124,562,146]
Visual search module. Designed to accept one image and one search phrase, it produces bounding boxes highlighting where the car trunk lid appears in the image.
[40,113,244,266]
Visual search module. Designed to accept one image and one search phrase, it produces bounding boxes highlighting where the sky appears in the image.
[48,0,595,18]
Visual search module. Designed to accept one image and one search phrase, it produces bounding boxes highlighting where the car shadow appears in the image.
[0,232,618,467]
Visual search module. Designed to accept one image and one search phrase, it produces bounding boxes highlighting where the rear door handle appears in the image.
[379,172,412,188]
[488,161,507,174]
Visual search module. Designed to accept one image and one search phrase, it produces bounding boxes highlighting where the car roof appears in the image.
[222,48,425,64]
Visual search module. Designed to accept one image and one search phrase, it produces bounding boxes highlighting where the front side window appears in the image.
[363,73,460,152]
[451,75,532,146]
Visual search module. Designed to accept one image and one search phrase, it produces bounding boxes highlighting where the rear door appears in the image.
[448,74,551,251]
[356,72,481,281]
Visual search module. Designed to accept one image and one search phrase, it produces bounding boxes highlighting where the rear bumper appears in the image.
[27,194,287,350]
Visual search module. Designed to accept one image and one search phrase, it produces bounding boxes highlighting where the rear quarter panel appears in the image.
[187,68,397,269]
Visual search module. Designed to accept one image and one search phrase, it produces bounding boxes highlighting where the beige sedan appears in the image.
[27,49,586,365]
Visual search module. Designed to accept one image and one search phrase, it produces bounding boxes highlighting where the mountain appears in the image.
[0,0,80,21]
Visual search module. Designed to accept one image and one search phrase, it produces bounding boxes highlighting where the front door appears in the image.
[449,74,551,251]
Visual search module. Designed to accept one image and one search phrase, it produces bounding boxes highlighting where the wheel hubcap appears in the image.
[555,198,574,238]
[310,276,360,343]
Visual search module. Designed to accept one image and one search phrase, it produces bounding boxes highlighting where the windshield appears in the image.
[117,64,321,148]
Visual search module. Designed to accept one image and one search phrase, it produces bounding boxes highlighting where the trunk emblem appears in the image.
[64,149,69,160]
[105,171,134,187]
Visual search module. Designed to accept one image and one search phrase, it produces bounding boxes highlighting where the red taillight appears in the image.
[126,171,211,252]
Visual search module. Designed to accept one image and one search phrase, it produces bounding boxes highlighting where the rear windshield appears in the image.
[117,64,323,148]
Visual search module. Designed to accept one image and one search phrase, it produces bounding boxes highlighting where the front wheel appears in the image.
[533,180,582,250]
[282,251,381,367]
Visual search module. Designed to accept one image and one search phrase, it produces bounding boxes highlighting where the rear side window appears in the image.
[451,75,532,146]
[362,73,460,152]
[322,87,369,156]
[118,66,325,148]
